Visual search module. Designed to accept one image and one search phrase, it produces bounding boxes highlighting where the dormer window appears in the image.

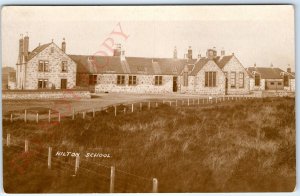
[61,61,68,72]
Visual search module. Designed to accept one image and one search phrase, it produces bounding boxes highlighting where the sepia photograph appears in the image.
[1,5,296,193]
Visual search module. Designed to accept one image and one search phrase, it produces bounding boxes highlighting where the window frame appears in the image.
[61,61,68,72]
[230,72,236,88]
[117,75,125,85]
[128,75,137,85]
[38,60,49,72]
[38,79,48,89]
[255,74,260,86]
[239,72,244,88]
[204,71,217,87]
[155,76,163,86]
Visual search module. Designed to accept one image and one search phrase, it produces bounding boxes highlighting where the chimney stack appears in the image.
[270,63,273,68]
[18,34,24,64]
[221,48,225,56]
[62,38,66,53]
[113,43,121,56]
[173,46,177,59]
[287,64,291,73]
[23,32,29,61]
[187,46,193,60]
[206,48,217,60]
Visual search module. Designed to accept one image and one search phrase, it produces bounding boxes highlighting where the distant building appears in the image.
[2,67,16,90]
[247,64,295,92]
[16,35,76,90]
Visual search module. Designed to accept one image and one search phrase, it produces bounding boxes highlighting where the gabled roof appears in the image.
[214,55,234,69]
[27,43,52,61]
[190,58,210,75]
[247,67,294,79]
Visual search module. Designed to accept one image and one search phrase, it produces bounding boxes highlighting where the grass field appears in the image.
[2,97,295,193]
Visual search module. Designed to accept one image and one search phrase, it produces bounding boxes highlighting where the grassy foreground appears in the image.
[2,97,296,193]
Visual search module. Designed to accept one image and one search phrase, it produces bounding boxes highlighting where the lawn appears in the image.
[2,97,296,193]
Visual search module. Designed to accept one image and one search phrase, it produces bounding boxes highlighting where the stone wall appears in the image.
[24,43,76,89]
[222,56,250,94]
[95,74,174,94]
[2,90,91,100]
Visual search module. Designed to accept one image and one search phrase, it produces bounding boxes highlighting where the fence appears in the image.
[6,94,259,124]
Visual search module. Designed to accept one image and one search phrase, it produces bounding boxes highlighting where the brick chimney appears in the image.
[62,38,66,53]
[206,48,217,60]
[23,33,29,61]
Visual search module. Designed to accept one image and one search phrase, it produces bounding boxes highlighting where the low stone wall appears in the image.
[2,89,91,100]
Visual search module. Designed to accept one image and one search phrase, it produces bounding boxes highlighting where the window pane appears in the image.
[213,72,216,87]
[231,72,236,87]
[205,72,208,87]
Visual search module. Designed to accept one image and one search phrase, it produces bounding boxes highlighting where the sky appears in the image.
[1,5,295,71]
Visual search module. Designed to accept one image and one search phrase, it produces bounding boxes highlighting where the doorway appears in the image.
[225,78,228,95]
[173,76,178,92]
[61,79,67,89]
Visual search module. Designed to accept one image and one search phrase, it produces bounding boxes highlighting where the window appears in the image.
[230,72,236,88]
[270,82,274,85]
[255,74,260,86]
[38,79,48,89]
[284,75,289,86]
[61,61,68,72]
[183,72,188,86]
[89,75,97,85]
[38,60,49,72]
[205,71,217,87]
[278,82,282,85]
[155,76,163,85]
[239,72,244,88]
[128,76,137,85]
[117,75,125,85]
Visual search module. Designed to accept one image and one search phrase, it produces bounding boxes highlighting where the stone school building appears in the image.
[15,36,293,95]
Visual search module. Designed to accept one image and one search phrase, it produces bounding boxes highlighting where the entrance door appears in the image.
[61,79,67,89]
[173,76,178,92]
[225,78,228,95]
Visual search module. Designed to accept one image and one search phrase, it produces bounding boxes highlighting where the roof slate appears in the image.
[247,67,294,79]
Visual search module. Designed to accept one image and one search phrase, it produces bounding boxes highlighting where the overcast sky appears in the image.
[1,5,295,71]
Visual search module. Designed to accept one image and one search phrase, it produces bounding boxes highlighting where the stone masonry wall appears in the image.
[25,43,76,89]
[95,74,173,94]
[222,56,250,95]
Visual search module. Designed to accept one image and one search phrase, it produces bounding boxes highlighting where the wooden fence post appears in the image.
[48,147,52,169]
[124,107,126,114]
[198,98,200,105]
[7,134,10,147]
[36,113,39,123]
[72,108,75,120]
[25,139,29,152]
[110,166,115,193]
[82,112,85,119]
[93,108,95,118]
[169,101,171,106]
[24,109,27,123]
[156,102,158,108]
[75,155,80,175]
[58,112,61,123]
[203,99,204,104]
[48,109,51,123]
[188,99,190,106]
[176,100,178,107]
[131,104,134,112]
[114,106,117,116]
[152,178,158,193]
[10,113,13,123]
[148,102,151,110]
[193,99,195,105]
[140,103,142,111]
